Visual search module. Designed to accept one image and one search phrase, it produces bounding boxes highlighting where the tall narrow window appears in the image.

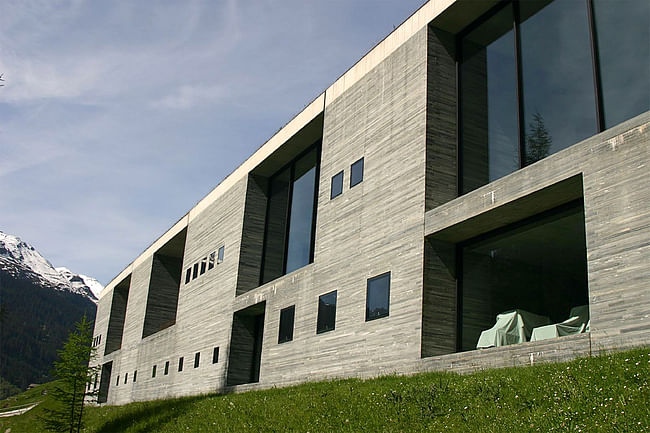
[366,272,391,321]
[178,357,184,372]
[330,171,343,199]
[278,305,296,343]
[185,268,191,284]
[317,291,337,334]
[350,158,364,188]
[212,347,220,364]
[164,361,169,375]
[194,352,200,368]
[217,245,225,264]
[133,370,137,383]
[192,263,199,280]
[461,4,518,193]
[593,0,649,128]
[519,0,597,164]
[124,373,128,384]
[208,252,216,269]
[285,149,318,274]
[200,258,207,275]
[261,145,320,284]
[116,375,119,386]
[152,365,157,378]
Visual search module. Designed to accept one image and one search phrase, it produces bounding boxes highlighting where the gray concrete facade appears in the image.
[91,0,649,405]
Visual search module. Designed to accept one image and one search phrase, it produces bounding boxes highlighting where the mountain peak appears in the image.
[0,231,102,302]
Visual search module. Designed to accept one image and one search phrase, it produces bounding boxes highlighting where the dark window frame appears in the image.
[455,199,587,351]
[456,0,612,196]
[278,305,296,344]
[366,272,391,321]
[217,245,225,264]
[316,291,337,334]
[259,142,322,285]
[350,158,364,188]
[330,170,344,199]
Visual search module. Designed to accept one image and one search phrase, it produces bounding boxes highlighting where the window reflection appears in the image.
[459,0,645,195]
[593,0,650,128]
[519,0,597,163]
[261,145,319,284]
[461,4,518,193]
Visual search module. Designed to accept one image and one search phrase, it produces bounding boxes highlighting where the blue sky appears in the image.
[0,0,426,286]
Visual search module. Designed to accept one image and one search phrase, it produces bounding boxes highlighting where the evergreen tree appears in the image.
[41,315,98,433]
[525,111,552,165]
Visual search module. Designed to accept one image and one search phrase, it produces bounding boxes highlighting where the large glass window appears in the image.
[261,145,320,284]
[461,4,519,193]
[519,0,597,163]
[459,0,649,194]
[286,150,318,274]
[593,0,650,128]
[460,202,589,351]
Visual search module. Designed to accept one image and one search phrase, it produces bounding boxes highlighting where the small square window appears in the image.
[152,365,157,378]
[212,347,219,364]
[124,373,128,384]
[200,258,207,275]
[330,171,343,199]
[133,370,137,383]
[366,272,390,321]
[178,357,184,372]
[217,245,225,264]
[164,361,169,375]
[192,263,199,280]
[185,268,191,284]
[194,352,200,368]
[278,305,296,343]
[317,291,337,334]
[350,157,364,188]
[208,252,216,270]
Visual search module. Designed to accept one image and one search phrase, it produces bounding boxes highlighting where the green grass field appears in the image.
[1,347,648,432]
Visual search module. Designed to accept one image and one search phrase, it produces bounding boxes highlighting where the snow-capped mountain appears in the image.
[56,266,103,299]
[0,231,102,302]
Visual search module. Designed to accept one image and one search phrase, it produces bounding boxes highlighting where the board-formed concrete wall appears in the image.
[90,0,649,406]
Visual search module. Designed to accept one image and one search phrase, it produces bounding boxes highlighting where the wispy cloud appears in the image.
[152,84,226,110]
[0,0,427,284]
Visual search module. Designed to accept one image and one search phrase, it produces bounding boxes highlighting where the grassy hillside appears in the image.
[1,347,648,432]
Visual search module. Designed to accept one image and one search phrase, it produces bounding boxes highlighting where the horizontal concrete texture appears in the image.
[91,0,649,406]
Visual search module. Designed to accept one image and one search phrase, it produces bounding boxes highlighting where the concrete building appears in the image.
[91,0,650,405]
